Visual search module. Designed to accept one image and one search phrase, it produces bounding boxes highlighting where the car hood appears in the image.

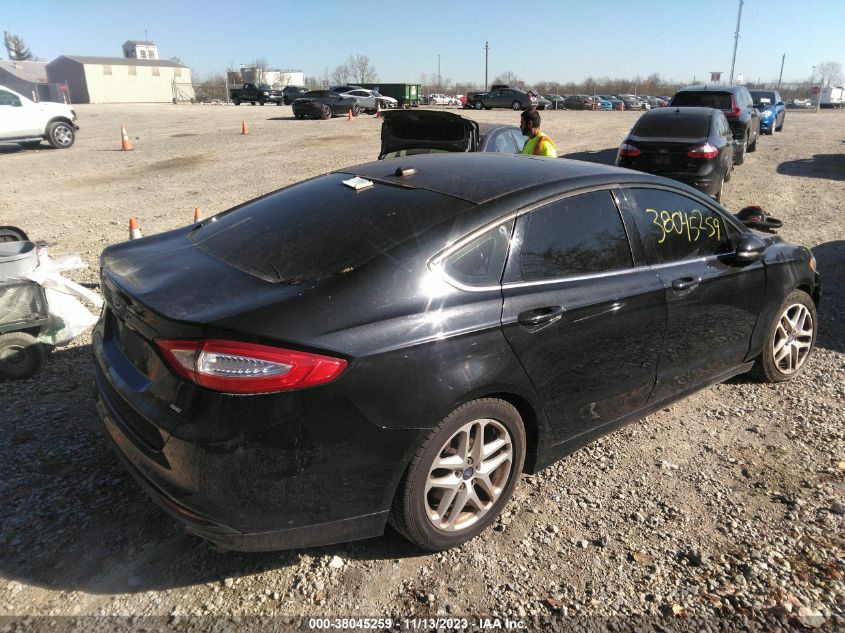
[379,110,479,159]
[38,101,74,118]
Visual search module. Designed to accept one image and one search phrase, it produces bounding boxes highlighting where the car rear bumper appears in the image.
[95,389,388,551]
[91,315,421,551]
[617,160,723,196]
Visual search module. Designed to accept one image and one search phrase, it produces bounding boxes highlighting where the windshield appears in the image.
[633,114,711,138]
[671,91,733,110]
[749,91,776,107]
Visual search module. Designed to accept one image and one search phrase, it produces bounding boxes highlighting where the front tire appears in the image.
[0,332,46,380]
[748,129,758,152]
[319,104,332,120]
[474,101,483,110]
[734,135,747,165]
[46,121,75,149]
[511,101,523,111]
[389,398,526,551]
[351,103,361,117]
[753,290,816,383]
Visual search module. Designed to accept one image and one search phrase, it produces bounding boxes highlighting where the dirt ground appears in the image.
[0,103,843,631]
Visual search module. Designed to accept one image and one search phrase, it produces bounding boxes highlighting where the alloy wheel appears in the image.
[424,418,513,532]
[772,303,814,375]
[53,124,73,146]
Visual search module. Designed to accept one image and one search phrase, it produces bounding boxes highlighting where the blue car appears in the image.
[593,96,612,110]
[749,89,785,134]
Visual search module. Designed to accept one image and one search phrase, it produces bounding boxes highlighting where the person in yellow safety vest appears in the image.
[519,108,557,157]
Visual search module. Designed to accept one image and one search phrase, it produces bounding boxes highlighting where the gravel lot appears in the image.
[1,104,843,631]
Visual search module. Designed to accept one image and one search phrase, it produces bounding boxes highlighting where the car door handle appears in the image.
[518,306,565,328]
[671,277,701,292]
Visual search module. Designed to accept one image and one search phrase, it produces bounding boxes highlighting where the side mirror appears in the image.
[731,233,766,263]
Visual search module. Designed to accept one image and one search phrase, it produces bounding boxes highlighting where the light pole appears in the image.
[484,41,489,92]
[729,0,744,84]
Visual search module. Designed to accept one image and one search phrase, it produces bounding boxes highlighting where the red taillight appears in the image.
[687,143,719,159]
[156,339,347,394]
[618,142,641,157]
[725,94,741,118]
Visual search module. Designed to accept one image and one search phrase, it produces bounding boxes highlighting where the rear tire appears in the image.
[747,131,757,152]
[724,162,732,183]
[752,290,816,383]
[319,104,332,120]
[0,332,46,380]
[0,226,29,242]
[511,101,522,111]
[734,135,747,165]
[233,99,240,105]
[389,398,525,551]
[474,101,483,110]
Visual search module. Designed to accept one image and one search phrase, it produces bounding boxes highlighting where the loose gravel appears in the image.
[1,104,843,631]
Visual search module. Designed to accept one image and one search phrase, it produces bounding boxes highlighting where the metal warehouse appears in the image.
[45,55,194,104]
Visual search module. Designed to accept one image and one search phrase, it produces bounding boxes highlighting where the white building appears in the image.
[122,40,159,60]
[46,55,193,103]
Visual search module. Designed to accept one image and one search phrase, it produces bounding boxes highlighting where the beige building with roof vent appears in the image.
[46,55,193,103]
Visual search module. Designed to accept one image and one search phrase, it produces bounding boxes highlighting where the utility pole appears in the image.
[484,41,489,91]
[438,54,441,89]
[777,53,785,90]
[729,0,744,84]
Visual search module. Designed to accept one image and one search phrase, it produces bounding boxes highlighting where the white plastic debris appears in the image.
[24,249,103,347]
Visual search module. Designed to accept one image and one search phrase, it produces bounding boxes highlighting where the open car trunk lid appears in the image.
[379,110,479,159]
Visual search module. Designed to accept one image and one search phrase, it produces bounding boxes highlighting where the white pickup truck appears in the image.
[0,85,79,148]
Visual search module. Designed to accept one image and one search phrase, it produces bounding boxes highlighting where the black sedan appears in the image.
[94,153,819,552]
[378,110,528,158]
[292,90,360,119]
[616,107,736,200]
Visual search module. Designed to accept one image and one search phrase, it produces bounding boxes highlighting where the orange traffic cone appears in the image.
[120,124,133,151]
[193,207,203,222]
[241,120,249,135]
[128,217,142,240]
[375,101,382,118]
[347,108,353,121]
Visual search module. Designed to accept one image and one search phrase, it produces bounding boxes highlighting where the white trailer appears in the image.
[820,86,845,108]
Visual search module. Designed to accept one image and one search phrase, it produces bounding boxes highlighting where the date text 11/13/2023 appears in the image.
[306,617,527,630]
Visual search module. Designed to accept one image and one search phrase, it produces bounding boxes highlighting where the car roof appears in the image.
[337,153,657,206]
[677,84,744,93]
[641,106,718,118]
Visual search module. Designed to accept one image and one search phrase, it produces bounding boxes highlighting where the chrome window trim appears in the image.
[430,185,638,292]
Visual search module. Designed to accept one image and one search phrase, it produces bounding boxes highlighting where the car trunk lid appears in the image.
[379,110,479,159]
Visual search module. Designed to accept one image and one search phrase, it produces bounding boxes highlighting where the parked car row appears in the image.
[616,84,781,201]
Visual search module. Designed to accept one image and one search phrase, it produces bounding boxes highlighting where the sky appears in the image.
[4,0,844,86]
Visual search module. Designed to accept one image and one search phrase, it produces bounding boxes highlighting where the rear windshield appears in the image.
[671,91,732,109]
[633,114,711,138]
[189,174,471,283]
[749,91,776,105]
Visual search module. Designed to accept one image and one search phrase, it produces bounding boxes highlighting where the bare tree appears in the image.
[347,54,377,84]
[492,70,521,87]
[331,64,350,85]
[169,56,183,65]
[4,32,32,61]
[815,61,843,87]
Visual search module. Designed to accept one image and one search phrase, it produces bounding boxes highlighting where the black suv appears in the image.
[669,85,760,165]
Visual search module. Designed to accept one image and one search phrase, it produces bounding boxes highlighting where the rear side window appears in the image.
[190,174,471,283]
[443,220,514,286]
[671,91,732,110]
[491,130,519,153]
[514,190,633,281]
[621,188,735,263]
[633,114,711,138]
